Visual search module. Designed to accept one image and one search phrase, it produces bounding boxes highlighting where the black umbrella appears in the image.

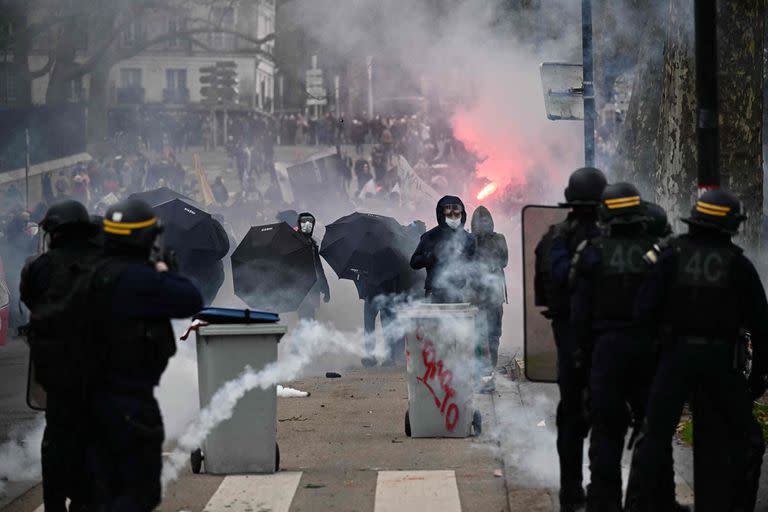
[151,198,230,304]
[231,222,317,312]
[129,187,192,207]
[320,212,414,289]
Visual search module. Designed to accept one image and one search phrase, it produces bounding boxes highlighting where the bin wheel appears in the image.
[472,410,482,436]
[191,449,204,474]
[405,409,411,437]
[275,443,280,472]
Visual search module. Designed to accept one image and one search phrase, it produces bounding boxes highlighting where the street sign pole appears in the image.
[695,0,720,189]
[581,0,595,167]
[366,56,374,118]
[25,128,30,209]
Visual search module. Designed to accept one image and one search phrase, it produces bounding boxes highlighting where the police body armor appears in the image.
[663,238,739,338]
[535,218,594,318]
[90,261,177,393]
[592,236,655,327]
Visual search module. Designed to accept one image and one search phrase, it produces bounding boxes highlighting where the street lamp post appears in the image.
[581,0,595,167]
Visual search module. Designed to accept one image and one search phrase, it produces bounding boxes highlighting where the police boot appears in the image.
[560,488,586,512]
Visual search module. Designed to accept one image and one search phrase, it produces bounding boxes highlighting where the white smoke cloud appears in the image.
[0,416,45,496]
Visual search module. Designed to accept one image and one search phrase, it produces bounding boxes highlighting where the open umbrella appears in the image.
[151,198,230,304]
[231,222,317,312]
[320,212,414,289]
[129,187,192,207]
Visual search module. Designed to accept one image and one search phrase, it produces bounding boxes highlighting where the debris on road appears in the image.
[325,372,342,378]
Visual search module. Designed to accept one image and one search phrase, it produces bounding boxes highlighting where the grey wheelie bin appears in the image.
[399,303,482,438]
[193,323,287,474]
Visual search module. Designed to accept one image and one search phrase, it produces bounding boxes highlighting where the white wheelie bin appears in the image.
[192,323,287,474]
[399,303,481,438]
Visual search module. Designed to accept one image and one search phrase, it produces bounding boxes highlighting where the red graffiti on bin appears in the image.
[412,329,460,432]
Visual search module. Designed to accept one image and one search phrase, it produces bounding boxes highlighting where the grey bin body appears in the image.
[195,323,287,474]
[400,304,478,438]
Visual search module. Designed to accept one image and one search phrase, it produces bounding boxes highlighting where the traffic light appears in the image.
[199,61,239,105]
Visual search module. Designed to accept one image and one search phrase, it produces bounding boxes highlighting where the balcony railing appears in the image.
[163,87,190,104]
[116,86,145,104]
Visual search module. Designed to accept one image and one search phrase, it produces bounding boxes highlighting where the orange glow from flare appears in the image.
[476,183,498,201]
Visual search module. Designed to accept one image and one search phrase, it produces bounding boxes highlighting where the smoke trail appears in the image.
[161,319,390,488]
[0,416,45,496]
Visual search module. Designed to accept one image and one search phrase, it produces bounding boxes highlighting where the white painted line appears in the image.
[202,472,303,512]
[374,470,462,512]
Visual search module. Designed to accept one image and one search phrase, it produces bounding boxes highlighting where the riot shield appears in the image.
[26,357,46,410]
[522,205,569,382]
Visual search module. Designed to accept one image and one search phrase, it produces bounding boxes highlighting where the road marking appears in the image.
[374,470,461,512]
[202,472,302,512]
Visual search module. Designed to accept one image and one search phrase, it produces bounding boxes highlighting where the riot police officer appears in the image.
[570,184,682,511]
[21,200,101,512]
[625,190,768,511]
[88,198,202,511]
[536,166,606,511]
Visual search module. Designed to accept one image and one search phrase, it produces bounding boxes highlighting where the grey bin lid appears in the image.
[397,303,478,318]
[198,323,288,338]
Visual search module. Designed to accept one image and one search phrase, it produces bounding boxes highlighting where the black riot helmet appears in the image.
[642,201,672,238]
[682,189,746,235]
[41,199,90,234]
[598,182,645,225]
[561,167,607,207]
[103,198,162,253]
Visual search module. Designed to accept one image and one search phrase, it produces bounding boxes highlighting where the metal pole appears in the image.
[581,0,595,167]
[695,0,720,189]
[366,56,374,118]
[24,128,30,209]
[334,75,341,118]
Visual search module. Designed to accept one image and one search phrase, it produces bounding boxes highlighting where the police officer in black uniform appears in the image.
[537,167,606,511]
[570,184,683,511]
[88,198,202,512]
[21,200,101,512]
[625,190,767,511]
[296,212,330,319]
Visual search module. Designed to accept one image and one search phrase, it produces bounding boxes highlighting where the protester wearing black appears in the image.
[470,206,507,369]
[535,166,606,512]
[296,212,330,319]
[569,184,682,511]
[410,195,475,303]
[87,199,202,512]
[211,176,229,205]
[359,276,398,368]
[625,190,767,512]
[20,200,101,512]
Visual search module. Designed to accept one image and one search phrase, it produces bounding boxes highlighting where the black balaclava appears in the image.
[298,212,316,237]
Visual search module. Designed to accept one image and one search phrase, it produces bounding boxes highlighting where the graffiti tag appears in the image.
[414,330,460,432]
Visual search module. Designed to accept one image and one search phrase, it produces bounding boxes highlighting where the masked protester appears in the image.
[626,190,767,512]
[410,196,474,303]
[20,200,101,512]
[470,206,508,373]
[534,167,606,512]
[569,184,685,512]
[296,212,330,319]
[87,199,202,512]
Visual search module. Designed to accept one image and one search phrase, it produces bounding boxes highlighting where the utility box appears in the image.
[194,323,287,474]
[400,303,481,438]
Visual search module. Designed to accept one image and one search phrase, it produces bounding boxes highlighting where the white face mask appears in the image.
[300,222,313,234]
[445,217,461,229]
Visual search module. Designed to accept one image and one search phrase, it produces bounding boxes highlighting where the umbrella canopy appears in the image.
[129,187,192,207]
[151,198,230,305]
[320,212,414,290]
[231,222,317,312]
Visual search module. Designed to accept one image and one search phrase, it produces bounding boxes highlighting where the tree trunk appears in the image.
[45,19,79,105]
[652,0,697,229]
[87,62,110,143]
[610,6,667,193]
[717,0,764,246]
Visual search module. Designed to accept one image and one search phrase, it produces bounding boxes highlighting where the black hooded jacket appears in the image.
[297,212,330,299]
[471,206,508,305]
[410,195,475,301]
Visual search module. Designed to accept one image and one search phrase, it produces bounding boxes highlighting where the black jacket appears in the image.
[410,195,475,302]
[470,206,508,305]
[297,212,330,299]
